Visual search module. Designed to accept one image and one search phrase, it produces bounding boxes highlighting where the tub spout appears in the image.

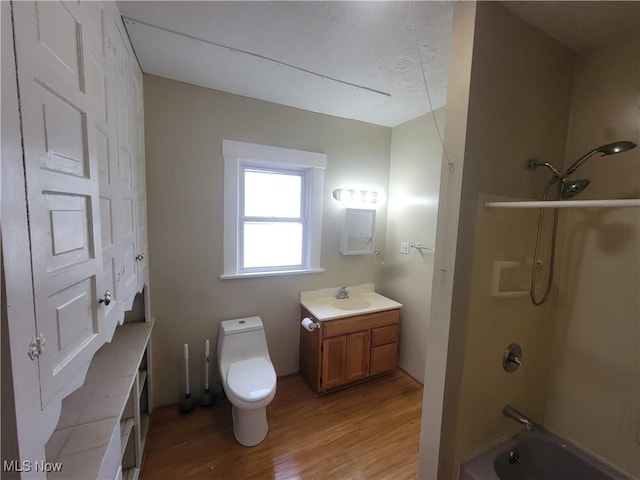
[503,404,534,431]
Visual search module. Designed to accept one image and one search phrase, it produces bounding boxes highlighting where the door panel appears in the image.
[345,331,369,381]
[112,18,141,309]
[321,336,346,390]
[45,193,93,271]
[96,10,124,337]
[37,84,89,178]
[13,1,106,407]
[33,1,85,91]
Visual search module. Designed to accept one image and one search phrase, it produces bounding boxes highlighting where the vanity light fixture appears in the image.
[332,188,379,204]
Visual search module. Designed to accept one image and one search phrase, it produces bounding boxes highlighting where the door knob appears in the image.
[99,290,112,306]
[135,253,144,261]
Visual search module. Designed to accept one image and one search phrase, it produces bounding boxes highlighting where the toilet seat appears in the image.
[227,357,276,402]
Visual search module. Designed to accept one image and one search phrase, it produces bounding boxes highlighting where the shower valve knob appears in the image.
[503,343,524,373]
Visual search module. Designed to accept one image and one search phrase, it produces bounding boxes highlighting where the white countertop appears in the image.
[300,283,402,321]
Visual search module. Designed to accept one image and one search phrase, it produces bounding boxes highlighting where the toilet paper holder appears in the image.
[301,317,320,331]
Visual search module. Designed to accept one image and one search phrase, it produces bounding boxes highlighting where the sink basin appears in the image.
[332,298,372,310]
[300,284,403,321]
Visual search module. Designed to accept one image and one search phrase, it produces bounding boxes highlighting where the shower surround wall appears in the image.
[433,2,575,479]
[545,31,640,478]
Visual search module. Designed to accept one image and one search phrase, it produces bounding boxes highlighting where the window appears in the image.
[222,140,326,278]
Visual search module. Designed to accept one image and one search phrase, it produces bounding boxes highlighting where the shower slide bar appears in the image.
[484,199,640,209]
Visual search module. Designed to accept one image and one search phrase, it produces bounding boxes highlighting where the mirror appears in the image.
[340,208,375,255]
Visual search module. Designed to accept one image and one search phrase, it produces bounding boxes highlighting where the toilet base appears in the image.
[232,405,268,446]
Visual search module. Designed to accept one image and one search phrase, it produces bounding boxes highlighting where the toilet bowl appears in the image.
[217,316,277,446]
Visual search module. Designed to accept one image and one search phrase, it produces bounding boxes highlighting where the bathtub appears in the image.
[459,428,629,480]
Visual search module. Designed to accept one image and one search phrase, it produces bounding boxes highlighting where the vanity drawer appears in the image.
[323,309,399,338]
[371,324,398,347]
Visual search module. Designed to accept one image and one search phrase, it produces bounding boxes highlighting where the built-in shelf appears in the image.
[484,199,640,209]
[140,414,151,452]
[120,418,135,458]
[138,370,148,394]
[123,466,141,480]
[45,319,154,480]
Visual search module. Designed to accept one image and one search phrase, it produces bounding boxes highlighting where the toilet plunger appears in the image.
[201,339,215,407]
[179,343,195,413]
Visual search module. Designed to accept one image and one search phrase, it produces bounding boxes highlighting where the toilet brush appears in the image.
[179,343,195,413]
[201,339,215,407]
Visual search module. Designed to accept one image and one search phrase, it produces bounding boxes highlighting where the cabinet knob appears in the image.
[99,290,112,306]
[135,253,144,261]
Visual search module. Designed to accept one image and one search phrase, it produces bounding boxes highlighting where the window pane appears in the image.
[243,222,303,269]
[244,170,301,218]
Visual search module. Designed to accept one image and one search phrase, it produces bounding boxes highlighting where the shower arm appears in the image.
[528,159,566,184]
[529,151,599,180]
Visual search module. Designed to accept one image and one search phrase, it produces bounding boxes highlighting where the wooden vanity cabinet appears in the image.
[300,308,400,394]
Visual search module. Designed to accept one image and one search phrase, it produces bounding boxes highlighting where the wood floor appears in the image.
[141,371,423,479]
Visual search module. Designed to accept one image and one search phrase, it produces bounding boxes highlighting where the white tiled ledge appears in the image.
[45,319,154,480]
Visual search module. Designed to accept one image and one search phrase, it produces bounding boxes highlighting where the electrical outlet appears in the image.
[400,242,410,254]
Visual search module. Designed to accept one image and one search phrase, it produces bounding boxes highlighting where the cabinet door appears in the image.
[133,65,148,292]
[370,343,398,375]
[345,331,370,381]
[12,1,107,406]
[96,3,123,339]
[321,331,371,390]
[321,336,346,390]
[111,17,139,310]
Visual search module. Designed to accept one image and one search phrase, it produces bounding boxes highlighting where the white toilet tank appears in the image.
[217,316,271,369]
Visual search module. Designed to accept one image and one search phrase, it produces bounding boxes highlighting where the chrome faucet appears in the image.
[335,286,349,299]
[503,404,534,431]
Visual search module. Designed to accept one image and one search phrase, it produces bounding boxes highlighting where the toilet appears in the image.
[217,316,277,446]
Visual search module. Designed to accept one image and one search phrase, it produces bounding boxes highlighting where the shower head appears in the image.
[560,178,590,199]
[565,141,637,176]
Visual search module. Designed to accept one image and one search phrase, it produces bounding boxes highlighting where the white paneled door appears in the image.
[112,17,140,309]
[13,1,109,407]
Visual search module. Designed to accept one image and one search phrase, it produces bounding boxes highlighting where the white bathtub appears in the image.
[459,429,629,480]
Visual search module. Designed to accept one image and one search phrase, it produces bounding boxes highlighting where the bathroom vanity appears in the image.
[299,285,402,394]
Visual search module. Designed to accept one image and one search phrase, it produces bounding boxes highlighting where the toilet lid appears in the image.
[227,357,276,402]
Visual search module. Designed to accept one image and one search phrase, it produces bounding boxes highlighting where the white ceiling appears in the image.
[119,1,639,128]
[119,1,454,127]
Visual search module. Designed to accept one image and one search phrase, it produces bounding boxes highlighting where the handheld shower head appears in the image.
[565,141,637,176]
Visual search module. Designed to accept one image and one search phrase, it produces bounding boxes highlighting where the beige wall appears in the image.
[435,3,575,478]
[144,75,392,406]
[545,32,640,478]
[382,109,444,382]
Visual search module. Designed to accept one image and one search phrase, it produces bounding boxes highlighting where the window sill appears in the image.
[220,268,325,280]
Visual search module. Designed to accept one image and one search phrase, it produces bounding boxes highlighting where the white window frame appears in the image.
[221,140,326,279]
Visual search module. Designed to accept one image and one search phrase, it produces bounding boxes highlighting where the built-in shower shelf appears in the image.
[491,261,529,298]
[484,199,640,209]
